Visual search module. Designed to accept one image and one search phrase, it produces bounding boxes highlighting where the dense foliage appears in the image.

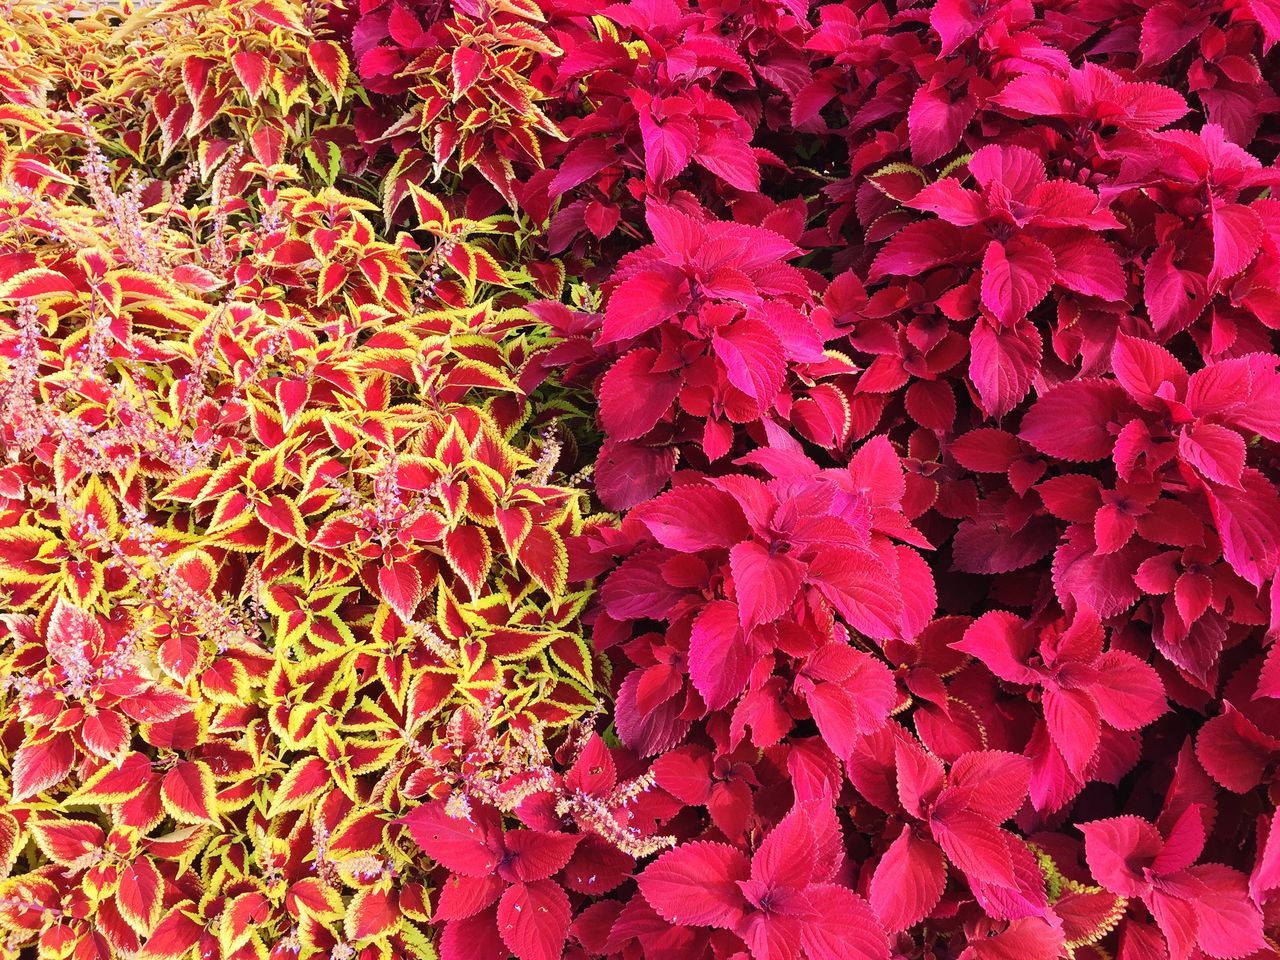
[2,0,1280,958]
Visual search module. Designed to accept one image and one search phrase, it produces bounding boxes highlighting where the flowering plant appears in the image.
[3,0,1280,958]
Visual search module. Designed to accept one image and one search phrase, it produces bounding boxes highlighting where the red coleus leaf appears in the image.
[908,178,986,225]
[1043,686,1101,776]
[800,642,897,757]
[696,130,761,191]
[1188,863,1268,957]
[631,484,750,552]
[549,140,616,198]
[870,828,948,932]
[435,875,506,922]
[688,600,756,711]
[807,546,903,639]
[930,0,995,54]
[960,917,1065,960]
[1209,203,1263,285]
[751,801,828,889]
[1196,704,1280,793]
[730,539,808,630]
[949,750,1032,823]
[909,84,977,165]
[1049,233,1127,300]
[933,809,1017,886]
[981,237,1055,327]
[639,100,699,184]
[1139,3,1210,62]
[950,428,1025,473]
[1112,334,1188,408]
[799,884,891,960]
[442,910,508,960]
[599,266,686,345]
[598,348,683,442]
[1144,242,1208,336]
[1081,813,1267,957]
[497,831,581,883]
[870,221,968,279]
[565,734,617,796]
[637,841,750,928]
[1178,421,1246,487]
[969,319,1041,419]
[401,801,501,877]
[713,319,787,406]
[1020,380,1131,461]
[1209,469,1280,588]
[497,880,571,960]
[1081,815,1169,897]
[1091,650,1166,730]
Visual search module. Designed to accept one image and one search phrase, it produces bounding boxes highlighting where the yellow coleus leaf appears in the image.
[0,526,60,585]
[307,40,349,103]
[344,886,400,943]
[160,760,218,825]
[0,267,76,300]
[219,891,273,955]
[256,494,307,542]
[266,756,331,817]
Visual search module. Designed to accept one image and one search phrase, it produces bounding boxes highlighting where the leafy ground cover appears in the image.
[1,0,1280,958]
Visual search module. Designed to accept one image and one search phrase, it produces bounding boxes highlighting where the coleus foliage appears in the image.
[5,0,1280,958]
[513,0,1280,956]
[538,198,841,510]
[0,22,608,959]
[343,0,566,213]
[104,0,356,168]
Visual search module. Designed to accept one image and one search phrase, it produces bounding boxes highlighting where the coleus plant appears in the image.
[537,198,852,510]
[101,0,356,169]
[0,35,611,959]
[636,800,890,960]
[345,0,566,213]
[593,437,933,756]
[6,0,1280,958]
[523,0,1280,956]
